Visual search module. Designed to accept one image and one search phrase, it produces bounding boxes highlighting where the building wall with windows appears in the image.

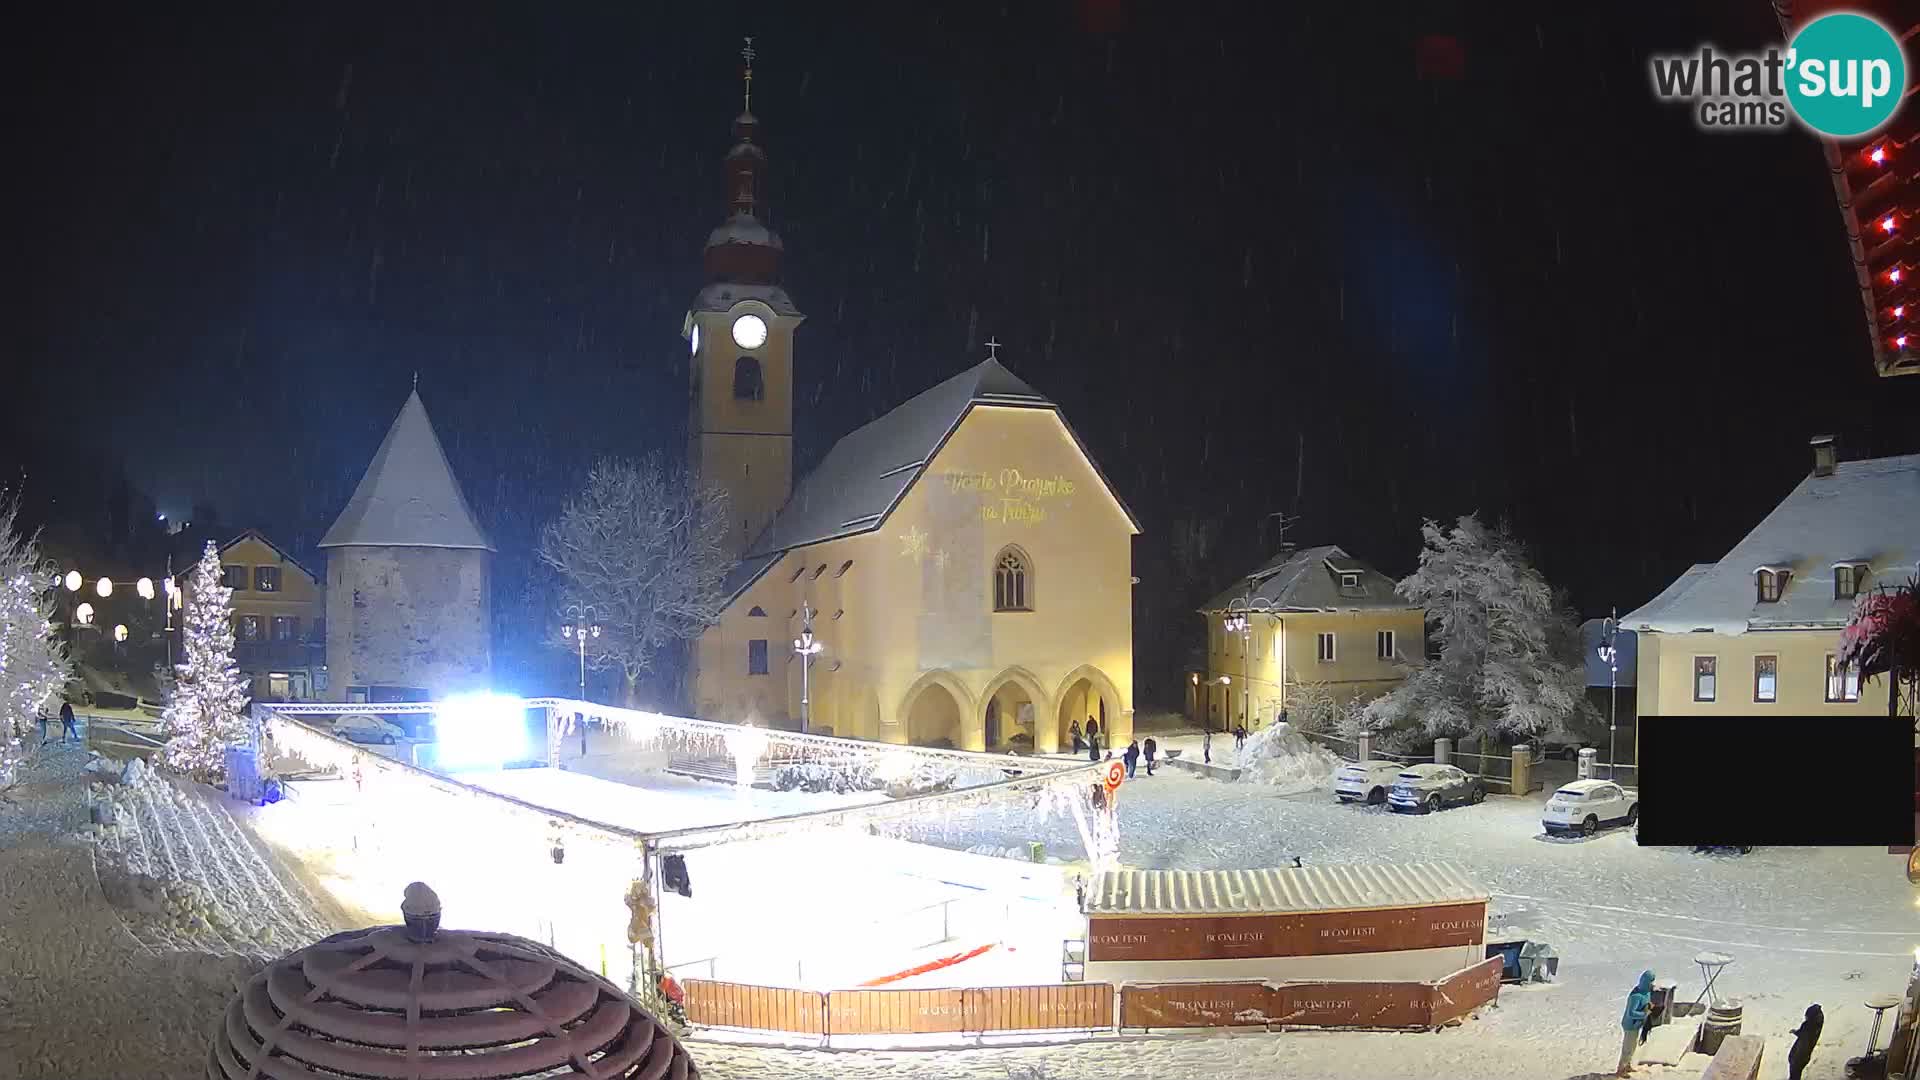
[693,402,1137,752]
[1199,607,1427,730]
[1635,629,1881,717]
[181,531,326,702]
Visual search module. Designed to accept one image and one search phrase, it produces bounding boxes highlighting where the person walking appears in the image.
[1070,720,1084,754]
[1785,1003,1823,1080]
[1085,716,1100,751]
[1203,728,1212,765]
[1123,740,1140,779]
[1143,736,1158,776]
[1233,723,1248,751]
[1617,970,1656,1076]
[59,700,78,743]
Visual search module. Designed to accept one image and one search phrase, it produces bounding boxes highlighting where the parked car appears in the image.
[1334,760,1405,805]
[1536,735,1590,762]
[331,713,406,745]
[1387,764,1485,814]
[1542,779,1639,836]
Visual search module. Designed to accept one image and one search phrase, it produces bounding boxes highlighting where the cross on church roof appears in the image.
[741,37,755,112]
[984,337,1001,361]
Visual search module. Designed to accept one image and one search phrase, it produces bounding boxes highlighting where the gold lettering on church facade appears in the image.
[941,468,1076,526]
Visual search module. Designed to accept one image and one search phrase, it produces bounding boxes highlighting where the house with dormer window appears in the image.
[1193,545,1426,731]
[1621,436,1918,721]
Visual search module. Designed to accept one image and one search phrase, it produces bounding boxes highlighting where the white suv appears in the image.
[1334,760,1405,805]
[1543,779,1638,837]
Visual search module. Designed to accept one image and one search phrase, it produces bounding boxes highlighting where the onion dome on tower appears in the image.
[704,38,784,286]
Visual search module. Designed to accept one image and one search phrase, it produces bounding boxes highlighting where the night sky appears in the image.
[15,2,1920,702]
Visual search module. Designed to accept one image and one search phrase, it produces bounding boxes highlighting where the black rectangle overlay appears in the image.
[1636,716,1913,847]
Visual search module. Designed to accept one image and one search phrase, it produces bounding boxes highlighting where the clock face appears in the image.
[689,324,701,355]
[732,314,768,350]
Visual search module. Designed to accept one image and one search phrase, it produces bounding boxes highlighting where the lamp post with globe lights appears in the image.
[560,604,601,759]
[793,603,824,734]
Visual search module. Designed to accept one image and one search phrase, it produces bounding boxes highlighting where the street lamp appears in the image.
[793,603,824,734]
[1597,609,1619,779]
[75,602,95,627]
[559,604,601,703]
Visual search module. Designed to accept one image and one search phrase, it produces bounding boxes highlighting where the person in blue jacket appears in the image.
[1617,970,1656,1075]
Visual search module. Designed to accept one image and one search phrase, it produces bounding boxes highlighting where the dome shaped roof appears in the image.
[210,886,697,1079]
[705,212,783,252]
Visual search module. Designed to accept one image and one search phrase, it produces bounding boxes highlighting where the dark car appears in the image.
[1387,763,1485,814]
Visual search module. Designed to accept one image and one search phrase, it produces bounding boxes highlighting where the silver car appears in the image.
[1387,763,1485,814]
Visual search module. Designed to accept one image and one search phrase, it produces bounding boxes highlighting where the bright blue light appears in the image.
[434,693,528,770]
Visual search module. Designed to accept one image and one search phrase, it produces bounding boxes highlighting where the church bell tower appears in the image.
[685,37,803,558]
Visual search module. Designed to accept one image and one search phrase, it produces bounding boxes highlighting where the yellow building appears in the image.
[180,530,326,702]
[1194,546,1426,730]
[1622,438,1915,725]
[683,95,1140,751]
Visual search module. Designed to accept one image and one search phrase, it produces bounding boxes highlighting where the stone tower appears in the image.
[683,42,804,558]
[319,390,493,702]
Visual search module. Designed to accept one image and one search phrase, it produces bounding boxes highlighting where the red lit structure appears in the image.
[1775,1,1920,377]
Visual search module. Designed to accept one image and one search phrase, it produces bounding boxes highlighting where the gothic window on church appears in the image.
[733,355,764,401]
[747,639,769,676]
[993,547,1032,612]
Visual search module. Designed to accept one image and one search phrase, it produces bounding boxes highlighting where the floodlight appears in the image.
[434,693,530,771]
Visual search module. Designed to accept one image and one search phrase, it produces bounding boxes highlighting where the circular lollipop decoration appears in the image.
[1104,759,1125,794]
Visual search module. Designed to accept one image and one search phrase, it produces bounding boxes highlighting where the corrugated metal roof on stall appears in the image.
[1087,863,1487,916]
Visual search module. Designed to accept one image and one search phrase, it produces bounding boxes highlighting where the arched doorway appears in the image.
[981,667,1050,753]
[1055,666,1125,751]
[903,677,967,748]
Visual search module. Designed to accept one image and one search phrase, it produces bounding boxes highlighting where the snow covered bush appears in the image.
[161,541,251,783]
[1362,515,1592,743]
[0,497,71,787]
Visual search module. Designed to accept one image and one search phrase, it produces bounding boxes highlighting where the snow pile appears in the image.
[1236,723,1341,794]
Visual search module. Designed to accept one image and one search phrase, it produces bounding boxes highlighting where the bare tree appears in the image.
[537,456,733,706]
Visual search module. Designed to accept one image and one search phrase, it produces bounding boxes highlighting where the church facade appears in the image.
[685,73,1140,751]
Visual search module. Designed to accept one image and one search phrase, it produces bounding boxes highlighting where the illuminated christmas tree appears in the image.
[1,498,71,789]
[162,540,251,782]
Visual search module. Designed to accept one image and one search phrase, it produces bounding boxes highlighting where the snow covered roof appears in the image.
[1621,453,1920,635]
[319,391,493,552]
[704,212,784,252]
[721,358,1141,602]
[1200,545,1414,613]
[1087,863,1487,916]
[690,282,801,316]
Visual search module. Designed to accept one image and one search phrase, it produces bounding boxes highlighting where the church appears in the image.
[687,57,1140,752]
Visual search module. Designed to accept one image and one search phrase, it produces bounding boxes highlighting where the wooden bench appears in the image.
[1699,1033,1764,1080]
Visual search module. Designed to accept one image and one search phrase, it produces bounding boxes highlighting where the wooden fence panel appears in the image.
[963,984,1113,1032]
[1429,956,1504,1025]
[1119,982,1277,1029]
[1268,980,1430,1029]
[827,989,967,1035]
[684,979,825,1034]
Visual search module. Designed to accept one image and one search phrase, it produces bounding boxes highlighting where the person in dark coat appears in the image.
[1143,736,1158,775]
[1070,720,1084,754]
[1617,969,1655,1076]
[1786,1003,1823,1080]
[1203,728,1212,764]
[1123,740,1140,778]
[1233,723,1248,751]
[1085,716,1100,751]
[59,701,78,742]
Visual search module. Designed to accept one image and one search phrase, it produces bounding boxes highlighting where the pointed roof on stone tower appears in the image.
[320,390,494,552]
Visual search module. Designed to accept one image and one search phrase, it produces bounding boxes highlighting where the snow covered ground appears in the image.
[2,724,1909,1079]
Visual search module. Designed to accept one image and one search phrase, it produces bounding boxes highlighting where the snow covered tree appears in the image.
[1361,515,1591,742]
[161,540,251,782]
[0,498,71,789]
[538,455,732,706]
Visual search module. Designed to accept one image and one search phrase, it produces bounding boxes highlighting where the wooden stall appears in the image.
[1085,863,1490,985]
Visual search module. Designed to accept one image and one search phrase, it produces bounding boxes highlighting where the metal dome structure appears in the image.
[209,883,698,1080]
